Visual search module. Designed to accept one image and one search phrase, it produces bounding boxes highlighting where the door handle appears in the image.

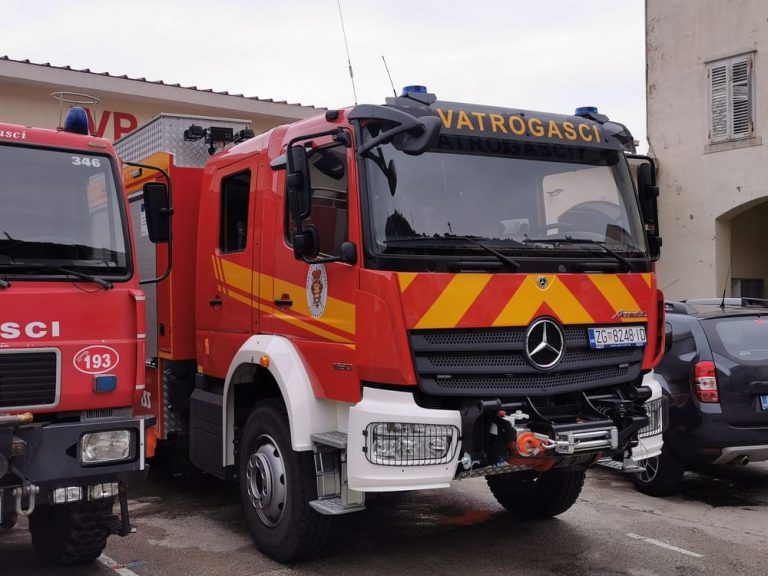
[209,295,223,306]
[273,296,293,307]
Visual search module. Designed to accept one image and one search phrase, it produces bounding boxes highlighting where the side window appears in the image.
[219,171,251,253]
[287,144,348,256]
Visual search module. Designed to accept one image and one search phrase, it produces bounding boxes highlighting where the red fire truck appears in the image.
[117,88,665,562]
[0,109,164,564]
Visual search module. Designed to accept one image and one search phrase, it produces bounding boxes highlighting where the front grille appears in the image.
[638,397,667,438]
[410,326,643,397]
[0,350,59,409]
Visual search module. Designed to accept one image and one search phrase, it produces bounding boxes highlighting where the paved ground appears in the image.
[1,462,767,575]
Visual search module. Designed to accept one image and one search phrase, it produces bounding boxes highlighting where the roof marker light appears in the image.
[63,106,89,135]
[401,85,428,96]
[575,106,599,118]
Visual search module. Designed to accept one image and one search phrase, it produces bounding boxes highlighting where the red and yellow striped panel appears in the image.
[213,258,356,344]
[399,272,654,329]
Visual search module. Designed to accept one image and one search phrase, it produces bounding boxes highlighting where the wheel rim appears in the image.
[636,456,660,483]
[246,434,287,527]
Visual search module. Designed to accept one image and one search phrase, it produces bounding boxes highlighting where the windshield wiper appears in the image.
[0,276,9,289]
[0,263,113,289]
[522,237,634,271]
[386,235,520,271]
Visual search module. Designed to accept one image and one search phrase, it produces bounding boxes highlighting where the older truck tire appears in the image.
[28,498,114,565]
[486,468,586,519]
[238,398,330,562]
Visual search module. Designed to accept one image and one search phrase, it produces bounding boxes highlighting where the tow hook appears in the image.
[13,481,40,517]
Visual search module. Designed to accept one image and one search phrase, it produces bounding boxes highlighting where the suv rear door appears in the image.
[700,315,768,426]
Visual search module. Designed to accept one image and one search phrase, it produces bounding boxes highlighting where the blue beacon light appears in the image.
[575,106,599,117]
[401,85,428,96]
[63,106,90,135]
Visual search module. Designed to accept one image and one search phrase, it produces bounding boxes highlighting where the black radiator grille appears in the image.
[0,351,58,409]
[410,326,643,397]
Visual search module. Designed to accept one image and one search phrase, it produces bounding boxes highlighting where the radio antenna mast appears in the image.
[382,55,397,97]
[337,0,358,104]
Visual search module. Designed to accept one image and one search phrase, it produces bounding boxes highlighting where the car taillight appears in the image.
[694,361,719,403]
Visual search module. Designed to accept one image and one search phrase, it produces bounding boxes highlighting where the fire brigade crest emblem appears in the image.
[306,264,328,318]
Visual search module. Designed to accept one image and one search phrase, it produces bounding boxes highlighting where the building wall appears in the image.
[647,0,768,299]
[0,59,321,142]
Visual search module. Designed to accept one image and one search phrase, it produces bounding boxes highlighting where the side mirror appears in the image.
[292,225,319,260]
[143,182,171,243]
[392,116,442,155]
[286,145,311,221]
[628,155,661,261]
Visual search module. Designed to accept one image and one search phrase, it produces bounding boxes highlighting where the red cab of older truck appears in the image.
[118,89,665,562]
[0,109,161,565]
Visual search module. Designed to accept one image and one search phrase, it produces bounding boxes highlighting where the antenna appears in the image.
[382,55,397,97]
[336,0,357,104]
[721,253,734,309]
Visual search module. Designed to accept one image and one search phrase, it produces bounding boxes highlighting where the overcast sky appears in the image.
[3,0,646,147]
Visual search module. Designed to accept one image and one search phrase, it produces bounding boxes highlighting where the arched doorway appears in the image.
[716,198,768,298]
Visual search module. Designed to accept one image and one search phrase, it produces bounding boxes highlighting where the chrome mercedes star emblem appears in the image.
[525,318,565,370]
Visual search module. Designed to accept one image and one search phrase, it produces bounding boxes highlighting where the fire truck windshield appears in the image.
[0,144,129,278]
[361,133,647,264]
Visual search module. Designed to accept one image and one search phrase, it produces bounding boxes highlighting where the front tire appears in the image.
[486,468,586,519]
[238,398,330,563]
[28,498,113,565]
[630,445,685,496]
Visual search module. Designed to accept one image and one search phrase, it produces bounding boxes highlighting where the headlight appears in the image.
[365,422,458,466]
[80,430,134,465]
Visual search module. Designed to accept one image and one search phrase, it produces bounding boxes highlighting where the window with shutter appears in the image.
[708,53,754,143]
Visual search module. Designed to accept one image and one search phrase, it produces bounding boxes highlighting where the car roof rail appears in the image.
[682,297,768,309]
[664,301,695,314]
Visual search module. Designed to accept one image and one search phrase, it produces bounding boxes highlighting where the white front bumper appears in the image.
[347,388,462,492]
[632,372,664,461]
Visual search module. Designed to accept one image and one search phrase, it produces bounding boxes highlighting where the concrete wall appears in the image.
[647,0,768,299]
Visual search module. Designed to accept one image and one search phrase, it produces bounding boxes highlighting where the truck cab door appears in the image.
[264,138,359,402]
[197,166,257,378]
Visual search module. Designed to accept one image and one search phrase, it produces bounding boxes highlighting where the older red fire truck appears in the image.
[0,109,164,564]
[117,88,665,562]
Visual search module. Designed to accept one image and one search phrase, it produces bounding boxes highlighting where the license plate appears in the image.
[588,325,647,349]
[760,395,768,411]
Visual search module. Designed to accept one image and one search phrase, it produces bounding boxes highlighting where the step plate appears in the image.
[311,431,348,449]
[309,497,365,515]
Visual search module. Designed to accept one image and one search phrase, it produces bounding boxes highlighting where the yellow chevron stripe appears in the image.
[642,273,652,288]
[416,274,492,329]
[589,275,640,321]
[253,301,353,343]
[493,276,594,326]
[211,255,220,281]
[220,260,251,294]
[398,273,418,292]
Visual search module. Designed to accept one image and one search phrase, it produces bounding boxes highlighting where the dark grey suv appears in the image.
[632,298,768,495]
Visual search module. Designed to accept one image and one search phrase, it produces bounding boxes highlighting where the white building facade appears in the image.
[647,0,768,300]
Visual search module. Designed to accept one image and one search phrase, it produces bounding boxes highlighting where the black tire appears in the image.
[239,398,330,563]
[28,498,114,565]
[486,468,586,519]
[630,446,685,496]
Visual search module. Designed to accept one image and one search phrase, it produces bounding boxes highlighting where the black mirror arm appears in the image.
[122,160,173,285]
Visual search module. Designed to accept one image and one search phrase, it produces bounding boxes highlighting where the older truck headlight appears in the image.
[365,423,458,466]
[80,430,134,465]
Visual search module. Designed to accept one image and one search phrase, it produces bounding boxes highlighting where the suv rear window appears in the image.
[702,316,768,362]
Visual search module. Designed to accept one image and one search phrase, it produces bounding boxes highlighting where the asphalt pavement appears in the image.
[1,462,767,575]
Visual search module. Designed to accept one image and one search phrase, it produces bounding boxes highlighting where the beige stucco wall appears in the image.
[0,59,322,141]
[647,0,768,300]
